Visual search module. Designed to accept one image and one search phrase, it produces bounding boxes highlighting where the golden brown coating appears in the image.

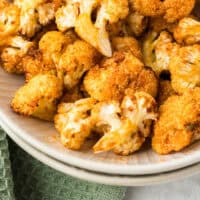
[158,80,176,105]
[93,92,157,155]
[174,17,200,45]
[83,51,145,101]
[126,12,148,37]
[58,40,101,90]
[39,31,76,65]
[128,67,158,99]
[152,88,200,154]
[54,98,97,150]
[142,31,180,75]
[0,1,20,45]
[22,49,56,82]
[163,0,195,23]
[169,45,200,94]
[11,74,63,121]
[1,36,35,74]
[131,0,164,17]
[111,36,142,60]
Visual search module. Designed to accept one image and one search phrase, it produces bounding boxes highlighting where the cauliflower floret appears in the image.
[39,31,76,65]
[169,45,200,94]
[14,0,62,37]
[22,49,56,82]
[142,31,180,75]
[54,98,97,150]
[173,18,200,45]
[93,92,157,155]
[158,80,176,105]
[152,88,200,154]
[126,12,148,37]
[83,51,144,101]
[56,0,129,56]
[111,36,142,60]
[1,36,35,74]
[58,40,101,90]
[131,0,164,17]
[163,0,195,23]
[11,74,63,121]
[0,1,20,44]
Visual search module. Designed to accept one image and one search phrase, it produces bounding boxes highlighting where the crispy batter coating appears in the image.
[14,0,62,37]
[126,12,148,37]
[174,17,200,45]
[66,0,129,56]
[158,80,176,105]
[152,88,200,154]
[0,1,20,45]
[142,31,180,75]
[83,51,144,101]
[11,74,63,121]
[111,36,142,60]
[58,40,101,90]
[131,0,164,17]
[93,92,157,155]
[39,31,76,65]
[169,45,200,94]
[163,0,195,23]
[1,36,35,74]
[54,98,97,150]
[22,49,56,82]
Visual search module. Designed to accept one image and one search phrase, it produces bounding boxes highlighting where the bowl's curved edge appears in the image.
[3,120,200,187]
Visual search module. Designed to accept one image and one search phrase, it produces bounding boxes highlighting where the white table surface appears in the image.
[126,175,200,200]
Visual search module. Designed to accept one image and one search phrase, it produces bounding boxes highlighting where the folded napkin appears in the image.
[0,127,126,200]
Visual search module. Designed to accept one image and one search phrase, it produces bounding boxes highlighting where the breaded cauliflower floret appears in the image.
[14,0,62,37]
[158,80,176,105]
[1,36,35,74]
[11,74,63,121]
[58,40,101,90]
[152,88,200,154]
[111,36,142,60]
[83,51,144,101]
[0,1,20,44]
[169,45,200,94]
[93,92,157,155]
[54,98,97,150]
[131,0,164,17]
[142,31,180,75]
[126,12,148,37]
[39,31,76,65]
[163,0,195,23]
[22,49,56,82]
[56,0,129,56]
[174,18,200,45]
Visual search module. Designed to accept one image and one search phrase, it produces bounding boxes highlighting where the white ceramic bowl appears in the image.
[1,67,200,175]
[3,120,200,186]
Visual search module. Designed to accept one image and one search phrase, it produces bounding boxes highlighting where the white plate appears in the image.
[1,68,200,175]
[3,120,200,186]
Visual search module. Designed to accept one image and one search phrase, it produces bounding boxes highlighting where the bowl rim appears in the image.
[3,120,200,186]
[1,109,200,175]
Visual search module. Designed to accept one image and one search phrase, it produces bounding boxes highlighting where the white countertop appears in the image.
[126,175,200,200]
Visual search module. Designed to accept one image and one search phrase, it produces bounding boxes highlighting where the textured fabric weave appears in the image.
[0,128,126,200]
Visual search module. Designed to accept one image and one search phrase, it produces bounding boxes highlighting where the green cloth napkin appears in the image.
[0,128,126,200]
